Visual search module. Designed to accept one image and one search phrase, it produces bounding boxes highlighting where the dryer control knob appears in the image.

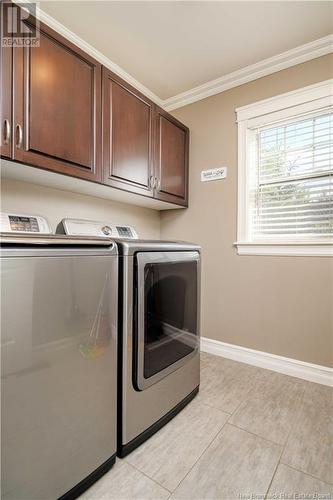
[101,225,112,235]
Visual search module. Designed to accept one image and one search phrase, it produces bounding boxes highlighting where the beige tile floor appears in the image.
[81,352,333,500]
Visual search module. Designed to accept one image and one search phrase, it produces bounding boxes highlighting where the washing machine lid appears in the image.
[0,212,116,251]
[0,232,117,251]
[114,239,201,256]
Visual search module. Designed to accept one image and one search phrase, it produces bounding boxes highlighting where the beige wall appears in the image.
[2,56,332,367]
[161,54,333,368]
[1,178,160,239]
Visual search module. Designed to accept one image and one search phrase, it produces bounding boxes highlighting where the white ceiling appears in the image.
[39,1,333,100]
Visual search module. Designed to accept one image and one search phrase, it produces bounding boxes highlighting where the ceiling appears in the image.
[39,1,332,100]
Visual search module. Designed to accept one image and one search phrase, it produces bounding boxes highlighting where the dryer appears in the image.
[116,238,201,457]
[58,219,201,457]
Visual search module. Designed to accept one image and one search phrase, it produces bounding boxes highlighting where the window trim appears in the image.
[235,79,333,257]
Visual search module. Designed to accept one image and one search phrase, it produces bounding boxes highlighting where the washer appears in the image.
[1,213,118,500]
[58,219,201,457]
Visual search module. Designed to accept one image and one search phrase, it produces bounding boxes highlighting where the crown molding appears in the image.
[15,0,164,107]
[163,35,333,111]
[14,1,333,113]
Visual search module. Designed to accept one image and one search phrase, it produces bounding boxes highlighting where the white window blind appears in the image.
[250,110,333,239]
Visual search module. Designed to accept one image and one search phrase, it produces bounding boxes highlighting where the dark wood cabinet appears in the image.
[1,5,189,207]
[154,107,189,206]
[12,20,102,181]
[102,68,154,197]
[0,4,13,159]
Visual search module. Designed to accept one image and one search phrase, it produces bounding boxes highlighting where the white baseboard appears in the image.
[200,337,333,387]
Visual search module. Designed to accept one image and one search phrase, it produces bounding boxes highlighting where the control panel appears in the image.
[0,212,52,234]
[58,218,138,239]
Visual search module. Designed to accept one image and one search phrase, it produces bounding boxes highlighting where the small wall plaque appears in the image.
[201,167,227,182]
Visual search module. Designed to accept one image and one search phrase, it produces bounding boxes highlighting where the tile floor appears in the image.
[81,352,333,500]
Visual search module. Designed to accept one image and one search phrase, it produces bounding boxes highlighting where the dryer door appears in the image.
[134,251,200,390]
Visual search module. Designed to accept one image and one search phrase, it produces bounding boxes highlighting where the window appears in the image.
[236,80,333,256]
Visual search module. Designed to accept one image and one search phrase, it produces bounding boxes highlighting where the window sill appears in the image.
[234,241,333,257]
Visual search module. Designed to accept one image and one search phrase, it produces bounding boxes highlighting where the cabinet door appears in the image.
[102,68,154,197]
[154,107,189,206]
[0,3,13,159]
[13,17,102,181]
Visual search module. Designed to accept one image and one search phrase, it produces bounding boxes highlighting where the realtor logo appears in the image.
[1,2,40,47]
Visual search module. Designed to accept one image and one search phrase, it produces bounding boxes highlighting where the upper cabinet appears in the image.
[102,70,188,205]
[12,20,102,181]
[102,68,154,197]
[0,4,13,159]
[154,107,189,206]
[1,5,189,208]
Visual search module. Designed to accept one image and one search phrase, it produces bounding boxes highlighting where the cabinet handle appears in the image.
[15,124,23,149]
[149,176,155,190]
[3,119,10,145]
[155,177,161,191]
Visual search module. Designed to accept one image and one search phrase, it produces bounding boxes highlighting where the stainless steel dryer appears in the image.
[58,219,201,457]
[116,239,201,457]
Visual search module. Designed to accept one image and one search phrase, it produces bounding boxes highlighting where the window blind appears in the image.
[250,110,333,238]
